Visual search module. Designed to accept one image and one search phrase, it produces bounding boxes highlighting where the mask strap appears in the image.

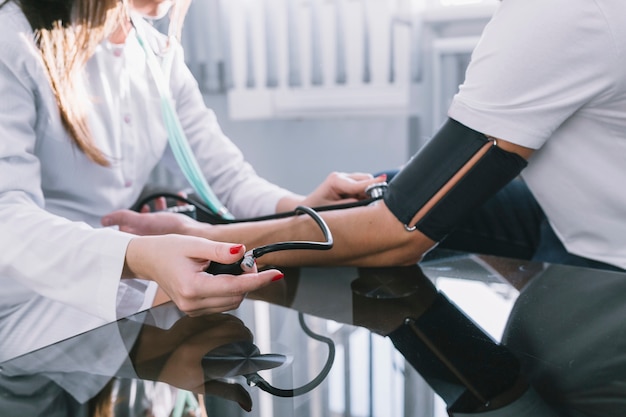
[131,15,234,220]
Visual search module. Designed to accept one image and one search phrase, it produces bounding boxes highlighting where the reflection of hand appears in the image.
[204,380,253,412]
[102,209,196,236]
[300,172,387,207]
[132,313,254,411]
[124,235,284,315]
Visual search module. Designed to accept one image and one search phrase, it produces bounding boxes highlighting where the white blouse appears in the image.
[449,0,626,269]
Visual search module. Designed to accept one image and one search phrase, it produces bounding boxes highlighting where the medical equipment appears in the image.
[134,184,388,274]
[131,15,234,220]
[134,179,388,274]
[384,118,527,241]
[202,341,286,380]
[202,312,335,398]
[205,205,333,275]
[134,181,389,224]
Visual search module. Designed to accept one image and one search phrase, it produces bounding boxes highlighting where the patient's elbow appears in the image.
[382,230,437,266]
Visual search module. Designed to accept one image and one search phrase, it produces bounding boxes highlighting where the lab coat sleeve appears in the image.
[0,30,133,322]
[165,43,294,218]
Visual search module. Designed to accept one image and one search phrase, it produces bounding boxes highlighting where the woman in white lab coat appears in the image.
[0,0,383,358]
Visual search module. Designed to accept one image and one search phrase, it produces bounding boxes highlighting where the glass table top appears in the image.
[1,251,625,417]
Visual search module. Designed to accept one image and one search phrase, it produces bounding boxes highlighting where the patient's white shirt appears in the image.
[449,0,626,268]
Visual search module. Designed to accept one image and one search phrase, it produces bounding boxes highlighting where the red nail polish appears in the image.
[230,244,243,254]
[271,273,285,282]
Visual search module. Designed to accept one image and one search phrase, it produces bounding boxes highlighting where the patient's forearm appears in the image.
[185,202,436,267]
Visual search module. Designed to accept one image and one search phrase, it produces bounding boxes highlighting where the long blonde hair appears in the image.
[7,0,192,166]
[6,0,123,166]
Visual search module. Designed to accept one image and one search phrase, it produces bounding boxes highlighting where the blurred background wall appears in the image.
[154,0,498,195]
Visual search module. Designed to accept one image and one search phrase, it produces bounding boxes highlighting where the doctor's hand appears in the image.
[279,171,387,212]
[132,313,256,411]
[124,235,284,315]
[102,209,196,236]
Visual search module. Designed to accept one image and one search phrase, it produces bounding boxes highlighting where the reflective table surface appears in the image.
[2,251,625,417]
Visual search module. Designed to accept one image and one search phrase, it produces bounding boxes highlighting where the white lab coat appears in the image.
[0,2,292,354]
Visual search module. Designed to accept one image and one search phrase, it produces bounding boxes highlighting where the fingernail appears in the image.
[230,244,244,254]
[377,173,387,179]
[271,273,285,282]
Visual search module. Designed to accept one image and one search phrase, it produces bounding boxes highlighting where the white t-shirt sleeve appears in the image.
[448,0,617,149]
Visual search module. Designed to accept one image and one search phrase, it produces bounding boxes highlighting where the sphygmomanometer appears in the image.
[384,118,528,242]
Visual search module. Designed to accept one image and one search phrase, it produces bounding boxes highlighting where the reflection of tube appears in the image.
[351,266,525,414]
[246,313,335,397]
[202,313,335,398]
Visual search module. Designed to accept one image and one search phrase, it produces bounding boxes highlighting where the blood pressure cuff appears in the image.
[384,118,528,242]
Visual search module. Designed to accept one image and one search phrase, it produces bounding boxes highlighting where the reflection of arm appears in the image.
[349,265,546,415]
